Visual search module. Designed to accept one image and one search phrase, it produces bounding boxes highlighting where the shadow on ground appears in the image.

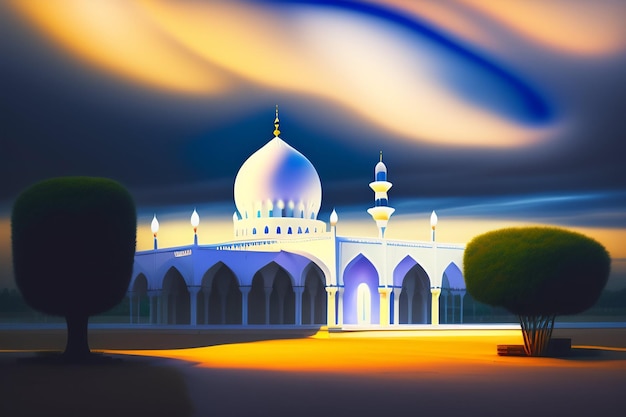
[1,327,322,350]
[0,352,193,417]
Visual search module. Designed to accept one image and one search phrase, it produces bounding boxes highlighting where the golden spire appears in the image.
[273,105,280,137]
[379,150,383,162]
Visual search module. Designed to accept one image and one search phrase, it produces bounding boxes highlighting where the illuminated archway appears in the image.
[356,283,371,325]
[343,255,379,325]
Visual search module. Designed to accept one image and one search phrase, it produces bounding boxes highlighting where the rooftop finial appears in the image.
[380,150,383,162]
[273,105,280,137]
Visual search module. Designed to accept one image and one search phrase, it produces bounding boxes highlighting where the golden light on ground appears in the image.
[3,328,626,417]
[112,330,626,376]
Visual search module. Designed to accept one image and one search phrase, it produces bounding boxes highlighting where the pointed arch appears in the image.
[398,263,431,324]
[248,262,295,325]
[342,254,380,325]
[162,266,190,324]
[442,262,465,290]
[131,264,151,290]
[393,255,422,287]
[440,262,466,324]
[130,274,149,324]
[157,259,192,287]
[199,262,242,325]
[302,262,327,324]
[270,269,295,324]
[248,272,266,325]
[132,274,148,294]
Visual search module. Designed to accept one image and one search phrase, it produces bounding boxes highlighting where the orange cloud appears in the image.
[9,0,231,94]
[9,0,556,148]
[458,0,626,57]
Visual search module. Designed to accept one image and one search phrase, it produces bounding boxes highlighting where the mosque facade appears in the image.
[129,109,467,327]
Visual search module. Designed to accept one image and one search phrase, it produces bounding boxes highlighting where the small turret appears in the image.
[367,152,395,238]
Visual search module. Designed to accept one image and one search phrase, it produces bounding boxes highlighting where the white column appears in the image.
[431,288,441,325]
[240,287,251,326]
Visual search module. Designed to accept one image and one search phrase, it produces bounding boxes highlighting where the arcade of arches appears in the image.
[129,263,327,326]
[129,257,465,326]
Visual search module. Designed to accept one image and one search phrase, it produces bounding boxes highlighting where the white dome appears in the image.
[234,137,322,220]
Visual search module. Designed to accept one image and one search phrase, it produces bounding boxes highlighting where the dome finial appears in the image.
[380,150,383,162]
[273,105,280,137]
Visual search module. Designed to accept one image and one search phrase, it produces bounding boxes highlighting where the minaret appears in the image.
[367,152,395,238]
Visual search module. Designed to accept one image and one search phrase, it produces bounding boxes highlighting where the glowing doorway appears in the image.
[357,283,371,325]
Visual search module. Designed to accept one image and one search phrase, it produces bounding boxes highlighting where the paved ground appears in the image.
[1,326,626,417]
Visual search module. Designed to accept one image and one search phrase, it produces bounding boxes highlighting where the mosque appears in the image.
[129,108,467,327]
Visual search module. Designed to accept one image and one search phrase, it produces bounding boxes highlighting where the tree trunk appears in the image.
[519,314,555,356]
[63,314,91,360]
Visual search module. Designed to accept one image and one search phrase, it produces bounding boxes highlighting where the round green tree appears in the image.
[12,177,136,360]
[464,227,610,356]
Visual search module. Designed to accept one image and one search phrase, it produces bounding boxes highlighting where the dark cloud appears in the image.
[0,0,625,228]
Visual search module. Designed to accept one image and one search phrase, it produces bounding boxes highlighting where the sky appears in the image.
[1,0,625,290]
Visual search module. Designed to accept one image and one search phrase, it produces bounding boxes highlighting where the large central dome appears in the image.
[234,131,322,221]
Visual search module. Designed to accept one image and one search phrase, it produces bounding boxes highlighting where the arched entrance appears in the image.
[162,267,190,324]
[343,255,379,325]
[270,269,295,324]
[131,274,148,324]
[399,263,431,324]
[302,264,326,324]
[441,263,466,324]
[200,263,242,325]
[247,262,295,325]
[356,283,371,324]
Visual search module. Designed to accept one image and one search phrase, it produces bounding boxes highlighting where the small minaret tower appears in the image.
[367,152,395,238]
